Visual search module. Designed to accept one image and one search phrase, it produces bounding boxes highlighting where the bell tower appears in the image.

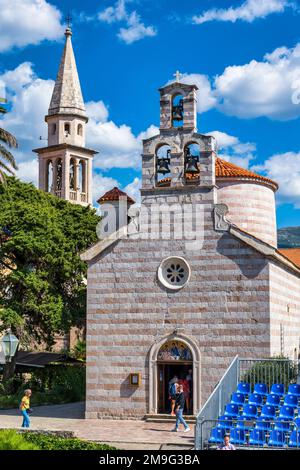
[141,74,216,192]
[34,26,97,206]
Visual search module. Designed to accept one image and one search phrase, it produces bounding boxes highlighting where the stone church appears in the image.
[38,28,300,418]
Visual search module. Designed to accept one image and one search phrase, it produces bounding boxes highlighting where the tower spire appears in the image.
[48,25,86,118]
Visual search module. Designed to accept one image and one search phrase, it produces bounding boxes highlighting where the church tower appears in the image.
[140,73,217,237]
[34,26,97,206]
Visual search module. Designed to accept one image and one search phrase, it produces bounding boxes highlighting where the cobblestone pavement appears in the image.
[0,402,195,450]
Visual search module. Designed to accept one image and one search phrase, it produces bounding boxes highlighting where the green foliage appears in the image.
[0,100,18,183]
[0,365,86,409]
[71,339,86,361]
[0,430,38,450]
[0,430,116,450]
[0,177,100,347]
[242,356,297,389]
[23,433,116,450]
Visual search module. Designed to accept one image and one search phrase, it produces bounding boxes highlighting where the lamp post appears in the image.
[0,331,19,381]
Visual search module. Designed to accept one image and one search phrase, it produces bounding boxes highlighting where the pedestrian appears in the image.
[168,375,178,416]
[217,434,236,450]
[172,384,191,433]
[20,389,32,428]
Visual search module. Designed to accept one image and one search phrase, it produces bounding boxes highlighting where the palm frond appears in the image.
[0,128,18,148]
[0,159,15,174]
[0,144,18,170]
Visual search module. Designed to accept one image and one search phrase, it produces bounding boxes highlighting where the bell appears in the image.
[172,99,183,121]
[157,157,170,175]
[185,156,199,174]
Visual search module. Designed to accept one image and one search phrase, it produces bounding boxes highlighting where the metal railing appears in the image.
[195,355,239,449]
[199,419,300,450]
[195,356,299,450]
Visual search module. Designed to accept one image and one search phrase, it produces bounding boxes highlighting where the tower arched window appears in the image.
[56,158,63,192]
[47,160,53,193]
[156,144,171,187]
[64,123,71,136]
[70,158,76,191]
[52,123,57,135]
[79,160,86,193]
[77,124,83,136]
[172,94,184,127]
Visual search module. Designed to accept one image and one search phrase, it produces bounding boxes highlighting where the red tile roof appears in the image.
[97,187,135,205]
[157,158,278,190]
[278,248,300,268]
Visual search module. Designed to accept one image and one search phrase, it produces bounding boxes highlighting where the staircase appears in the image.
[145,414,196,424]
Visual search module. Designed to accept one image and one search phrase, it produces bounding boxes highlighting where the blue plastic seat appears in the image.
[237,382,250,396]
[255,417,272,431]
[266,393,280,408]
[231,392,245,406]
[268,430,287,447]
[274,417,291,431]
[249,429,266,446]
[209,427,226,444]
[254,383,268,397]
[224,403,239,417]
[217,415,233,429]
[242,404,258,419]
[279,405,295,420]
[293,417,300,429]
[288,430,300,448]
[236,417,253,430]
[229,428,247,445]
[288,384,300,397]
[260,404,276,419]
[284,394,298,408]
[248,393,263,406]
[270,383,284,398]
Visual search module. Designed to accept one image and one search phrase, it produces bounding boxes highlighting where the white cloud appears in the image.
[16,158,38,185]
[0,0,64,52]
[214,43,300,120]
[252,152,300,207]
[207,130,256,168]
[85,100,109,122]
[178,73,217,113]
[98,0,157,44]
[124,177,141,204]
[193,0,292,25]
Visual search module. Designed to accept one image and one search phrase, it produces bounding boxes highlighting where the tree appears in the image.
[0,178,100,348]
[0,98,18,183]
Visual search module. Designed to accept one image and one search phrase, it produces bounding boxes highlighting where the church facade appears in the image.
[36,27,300,419]
[81,81,300,419]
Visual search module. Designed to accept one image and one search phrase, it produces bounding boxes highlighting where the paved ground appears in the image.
[0,402,195,450]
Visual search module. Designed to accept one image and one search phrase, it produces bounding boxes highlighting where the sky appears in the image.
[0,0,300,227]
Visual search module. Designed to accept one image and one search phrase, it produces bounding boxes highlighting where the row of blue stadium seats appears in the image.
[224,403,300,420]
[231,392,300,407]
[209,427,300,447]
[218,416,300,432]
[236,382,300,397]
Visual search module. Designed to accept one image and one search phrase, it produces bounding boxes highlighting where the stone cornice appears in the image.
[33,143,98,155]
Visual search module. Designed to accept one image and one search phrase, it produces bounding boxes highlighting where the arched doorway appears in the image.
[149,333,201,416]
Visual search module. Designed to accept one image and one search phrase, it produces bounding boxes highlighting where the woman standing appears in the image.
[20,389,32,428]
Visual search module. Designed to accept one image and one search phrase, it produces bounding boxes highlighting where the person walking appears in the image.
[20,389,32,428]
[172,384,190,433]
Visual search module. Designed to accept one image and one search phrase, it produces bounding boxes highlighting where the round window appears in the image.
[158,257,191,290]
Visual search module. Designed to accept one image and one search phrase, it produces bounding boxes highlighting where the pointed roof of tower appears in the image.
[48,27,86,118]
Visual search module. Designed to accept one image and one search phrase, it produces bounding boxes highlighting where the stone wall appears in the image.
[85,229,271,419]
[217,181,277,247]
[269,262,300,359]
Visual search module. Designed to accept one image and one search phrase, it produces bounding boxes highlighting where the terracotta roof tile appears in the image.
[156,158,278,189]
[278,248,300,268]
[97,187,135,205]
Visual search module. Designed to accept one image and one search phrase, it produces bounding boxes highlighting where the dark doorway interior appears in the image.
[157,362,193,415]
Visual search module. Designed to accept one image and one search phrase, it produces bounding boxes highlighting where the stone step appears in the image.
[145,414,196,424]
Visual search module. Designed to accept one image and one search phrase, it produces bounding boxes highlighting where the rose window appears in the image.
[158,257,191,290]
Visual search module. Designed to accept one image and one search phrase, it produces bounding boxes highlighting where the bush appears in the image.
[242,356,297,389]
[23,432,116,450]
[0,430,38,450]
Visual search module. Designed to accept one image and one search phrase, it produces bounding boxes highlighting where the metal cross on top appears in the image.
[173,70,182,82]
[65,12,72,29]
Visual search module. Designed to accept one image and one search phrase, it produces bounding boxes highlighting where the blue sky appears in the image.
[1,0,300,227]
